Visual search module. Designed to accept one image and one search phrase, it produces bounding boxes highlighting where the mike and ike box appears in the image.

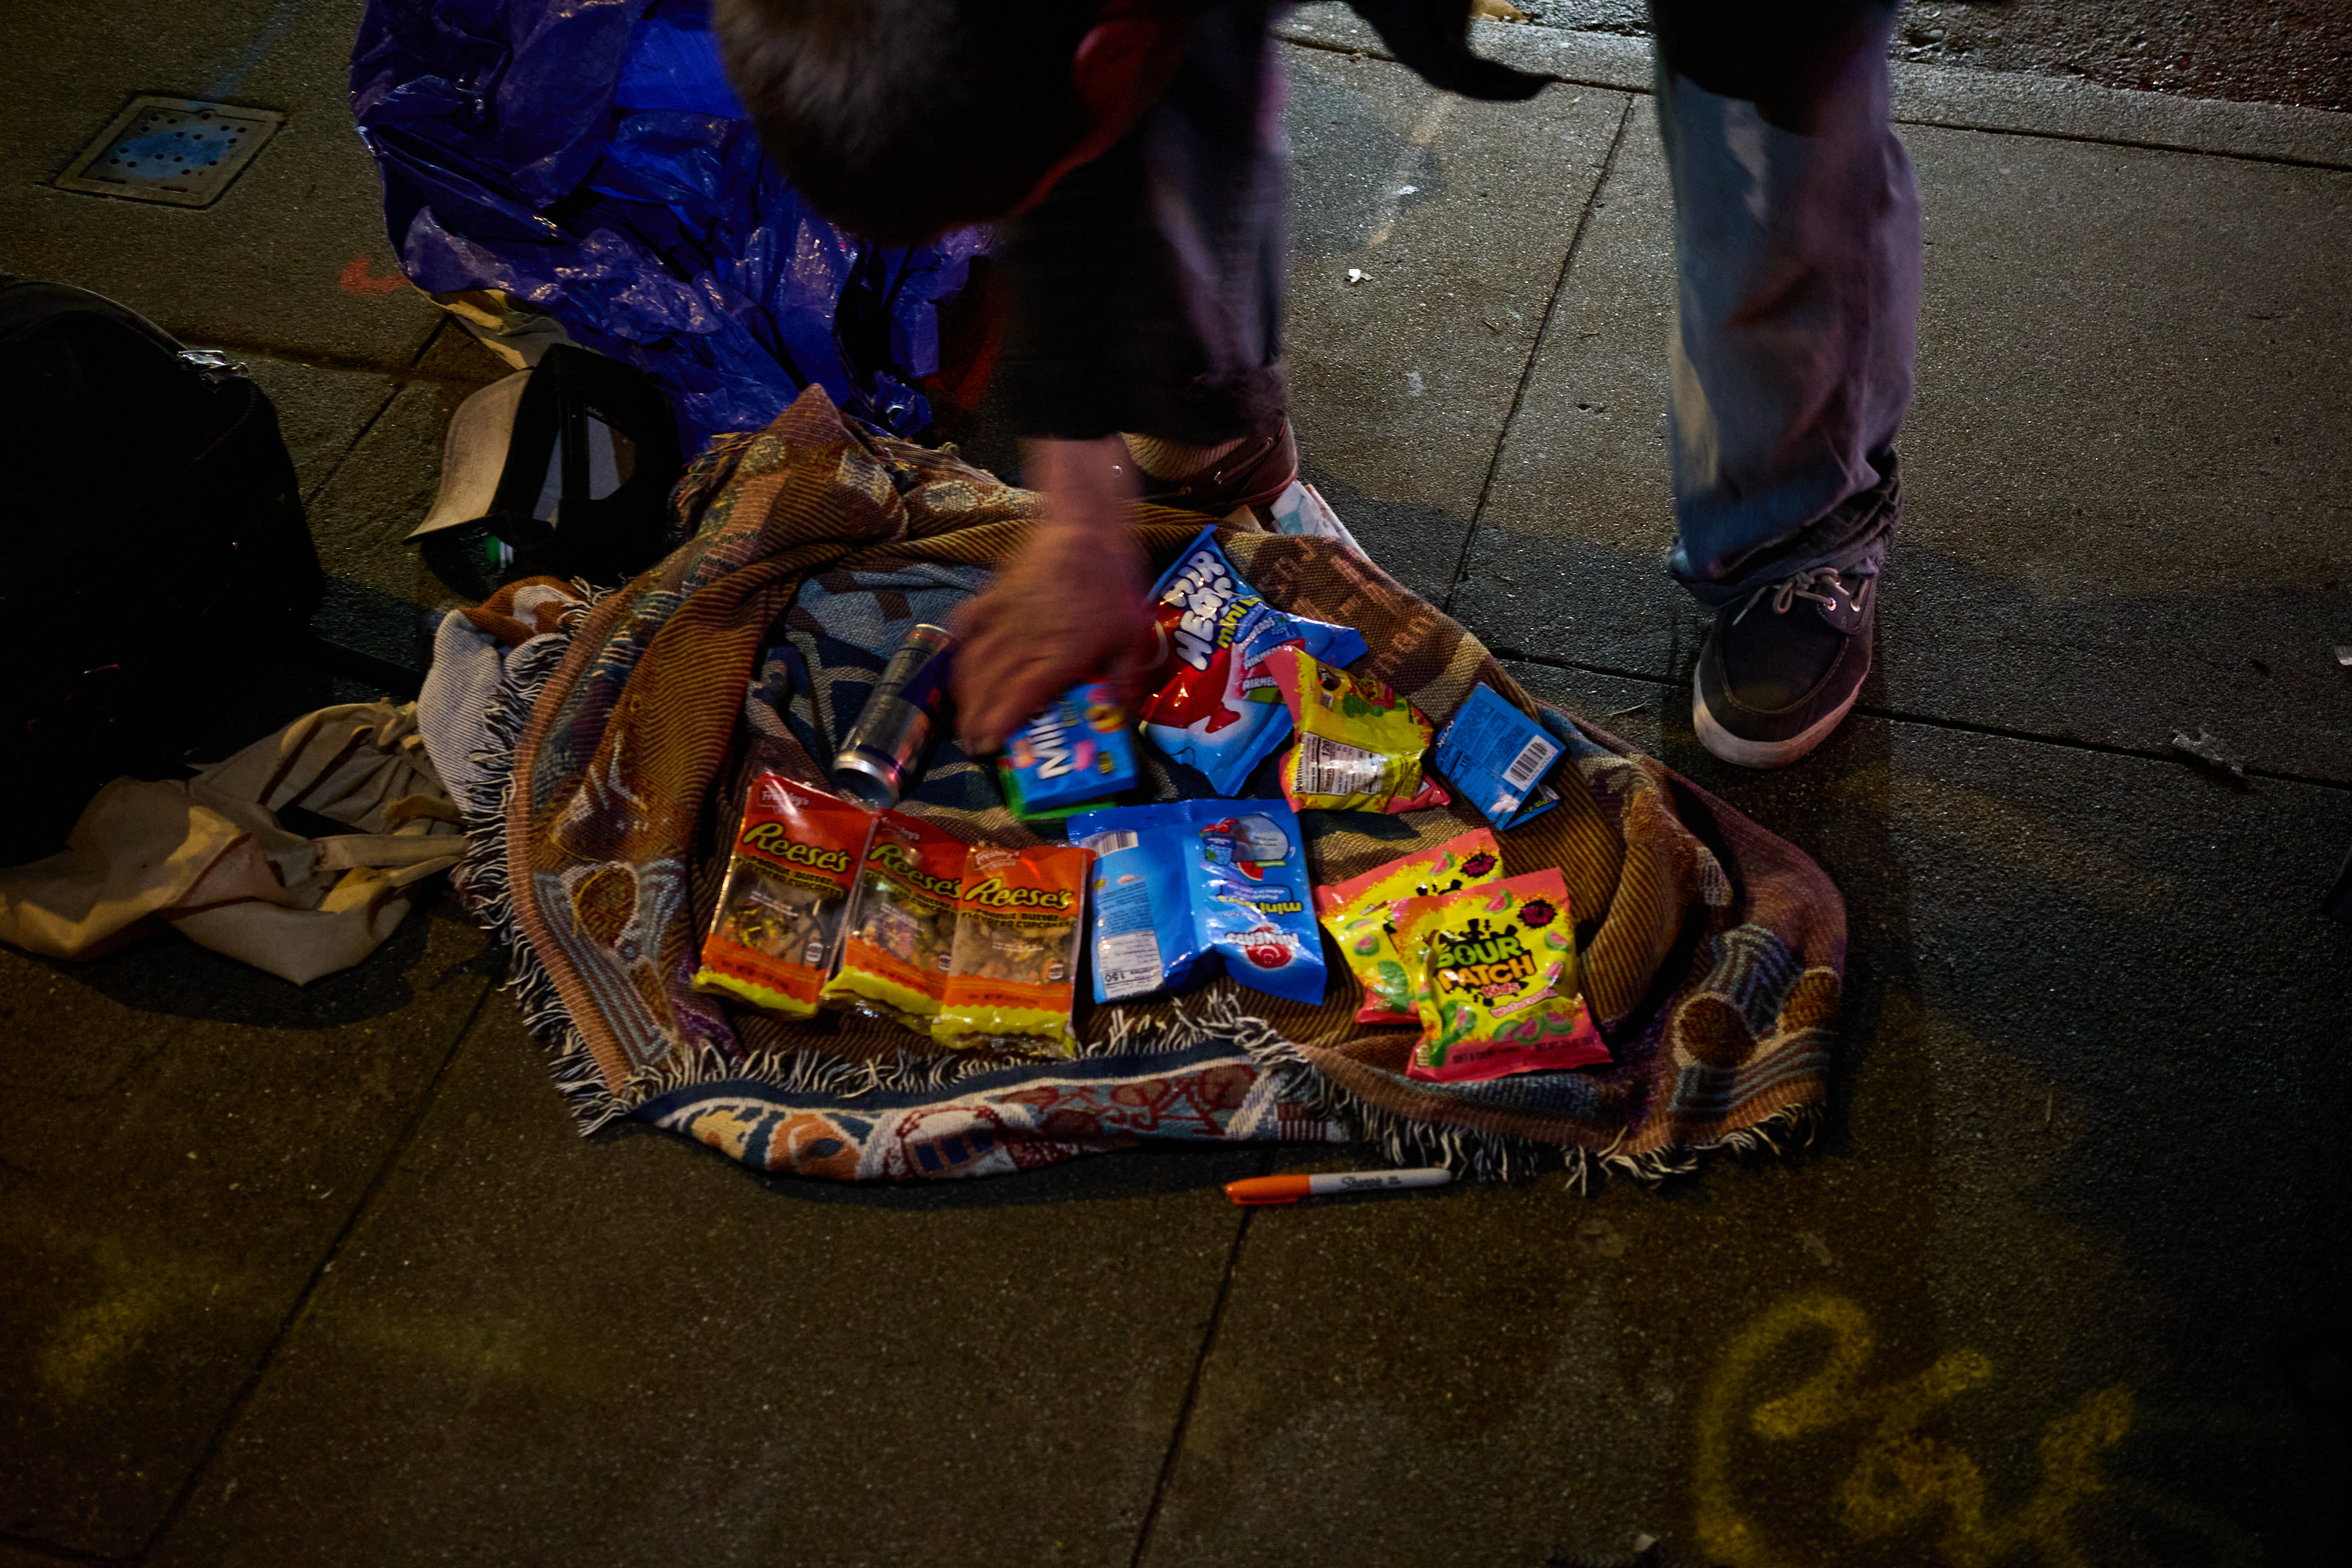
[998,679,1140,818]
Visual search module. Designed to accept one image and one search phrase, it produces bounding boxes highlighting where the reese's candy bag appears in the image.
[695,775,876,1018]
[1396,868,1610,1083]
[934,842,1093,1055]
[1264,647,1449,815]
[1312,828,1503,1025]
[820,809,966,1031]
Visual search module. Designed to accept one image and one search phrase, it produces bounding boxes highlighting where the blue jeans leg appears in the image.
[1652,5,1922,608]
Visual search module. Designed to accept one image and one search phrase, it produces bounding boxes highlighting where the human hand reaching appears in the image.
[952,435,1156,756]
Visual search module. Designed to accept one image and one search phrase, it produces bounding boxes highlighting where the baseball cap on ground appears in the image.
[407,344,682,601]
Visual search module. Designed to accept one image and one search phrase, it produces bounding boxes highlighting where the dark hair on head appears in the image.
[715,0,1101,244]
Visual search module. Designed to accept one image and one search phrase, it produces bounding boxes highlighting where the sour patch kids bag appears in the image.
[1314,827,1502,1025]
[1264,646,1448,814]
[1396,867,1609,1083]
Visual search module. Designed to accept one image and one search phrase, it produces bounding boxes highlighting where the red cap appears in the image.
[1223,1174,1313,1206]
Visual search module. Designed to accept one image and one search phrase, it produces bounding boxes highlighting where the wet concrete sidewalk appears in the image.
[4,5,2349,1566]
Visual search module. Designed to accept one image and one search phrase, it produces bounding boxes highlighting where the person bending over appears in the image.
[717,0,1920,770]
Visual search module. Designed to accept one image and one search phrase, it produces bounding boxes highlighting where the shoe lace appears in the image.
[1732,565,1871,626]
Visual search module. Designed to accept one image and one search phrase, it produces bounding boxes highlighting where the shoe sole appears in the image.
[1691,666,1862,769]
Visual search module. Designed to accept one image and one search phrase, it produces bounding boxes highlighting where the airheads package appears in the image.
[1264,646,1450,815]
[998,680,1140,819]
[1395,867,1610,1084]
[1314,828,1504,1025]
[695,775,876,1018]
[1070,797,1325,1007]
[1138,528,1368,795]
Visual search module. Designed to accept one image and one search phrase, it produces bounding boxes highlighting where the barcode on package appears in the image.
[1078,829,1141,856]
[1501,734,1558,789]
[1097,930,1164,999]
[1295,732,1387,797]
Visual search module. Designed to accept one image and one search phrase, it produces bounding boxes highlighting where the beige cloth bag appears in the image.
[0,701,463,985]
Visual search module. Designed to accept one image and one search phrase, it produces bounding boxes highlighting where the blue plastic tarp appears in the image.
[350,0,988,453]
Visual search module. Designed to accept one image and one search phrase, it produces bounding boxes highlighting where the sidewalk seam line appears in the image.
[298,319,470,507]
[0,1526,115,1564]
[1443,93,1635,617]
[1276,31,2352,172]
[1884,118,2352,172]
[1492,649,2352,791]
[133,972,500,1563]
[1127,1152,1272,1568]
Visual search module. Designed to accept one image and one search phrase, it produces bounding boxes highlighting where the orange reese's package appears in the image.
[694,774,876,1018]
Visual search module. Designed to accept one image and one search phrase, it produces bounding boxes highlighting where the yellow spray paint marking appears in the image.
[1695,1291,2144,1568]
[1367,95,1454,248]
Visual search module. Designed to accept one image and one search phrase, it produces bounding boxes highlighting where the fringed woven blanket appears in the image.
[453,387,1844,1182]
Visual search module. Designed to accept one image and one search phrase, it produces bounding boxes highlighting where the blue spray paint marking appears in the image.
[203,0,318,101]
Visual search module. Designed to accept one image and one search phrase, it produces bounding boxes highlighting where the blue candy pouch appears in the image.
[1073,803,1200,1004]
[1072,797,1326,1008]
[1187,800,1324,1005]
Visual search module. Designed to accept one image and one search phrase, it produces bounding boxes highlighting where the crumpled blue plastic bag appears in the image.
[350,0,987,453]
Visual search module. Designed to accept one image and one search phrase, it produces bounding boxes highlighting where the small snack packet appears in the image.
[1074,802,1202,1004]
[820,809,966,1030]
[1432,684,1563,830]
[934,842,1093,1055]
[1313,828,1503,1025]
[999,680,1141,819]
[1264,646,1450,814]
[1396,868,1610,1083]
[695,775,877,1018]
[1071,798,1325,1007]
[1138,528,1369,794]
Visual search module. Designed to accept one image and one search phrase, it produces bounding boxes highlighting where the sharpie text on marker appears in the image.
[1224,1167,1454,1205]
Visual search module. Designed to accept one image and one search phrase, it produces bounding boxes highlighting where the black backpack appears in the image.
[0,278,324,862]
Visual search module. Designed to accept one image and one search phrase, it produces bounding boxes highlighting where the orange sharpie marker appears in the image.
[1224,1167,1454,1206]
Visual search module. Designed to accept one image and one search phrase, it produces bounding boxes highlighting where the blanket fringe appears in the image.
[448,622,633,1136]
[598,984,1291,1113]
[1237,1022,1822,1189]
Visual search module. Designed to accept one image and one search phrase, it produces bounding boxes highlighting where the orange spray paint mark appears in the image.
[339,254,408,296]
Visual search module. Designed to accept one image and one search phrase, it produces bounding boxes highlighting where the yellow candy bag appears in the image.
[1312,828,1502,1025]
[1394,868,1610,1083]
[694,775,876,1018]
[933,843,1093,1055]
[820,809,967,1031]
[1264,646,1449,814]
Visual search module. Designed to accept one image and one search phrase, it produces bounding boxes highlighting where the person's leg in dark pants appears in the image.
[1650,0,1922,766]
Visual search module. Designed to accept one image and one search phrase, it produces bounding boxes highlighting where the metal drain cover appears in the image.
[54,96,284,208]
